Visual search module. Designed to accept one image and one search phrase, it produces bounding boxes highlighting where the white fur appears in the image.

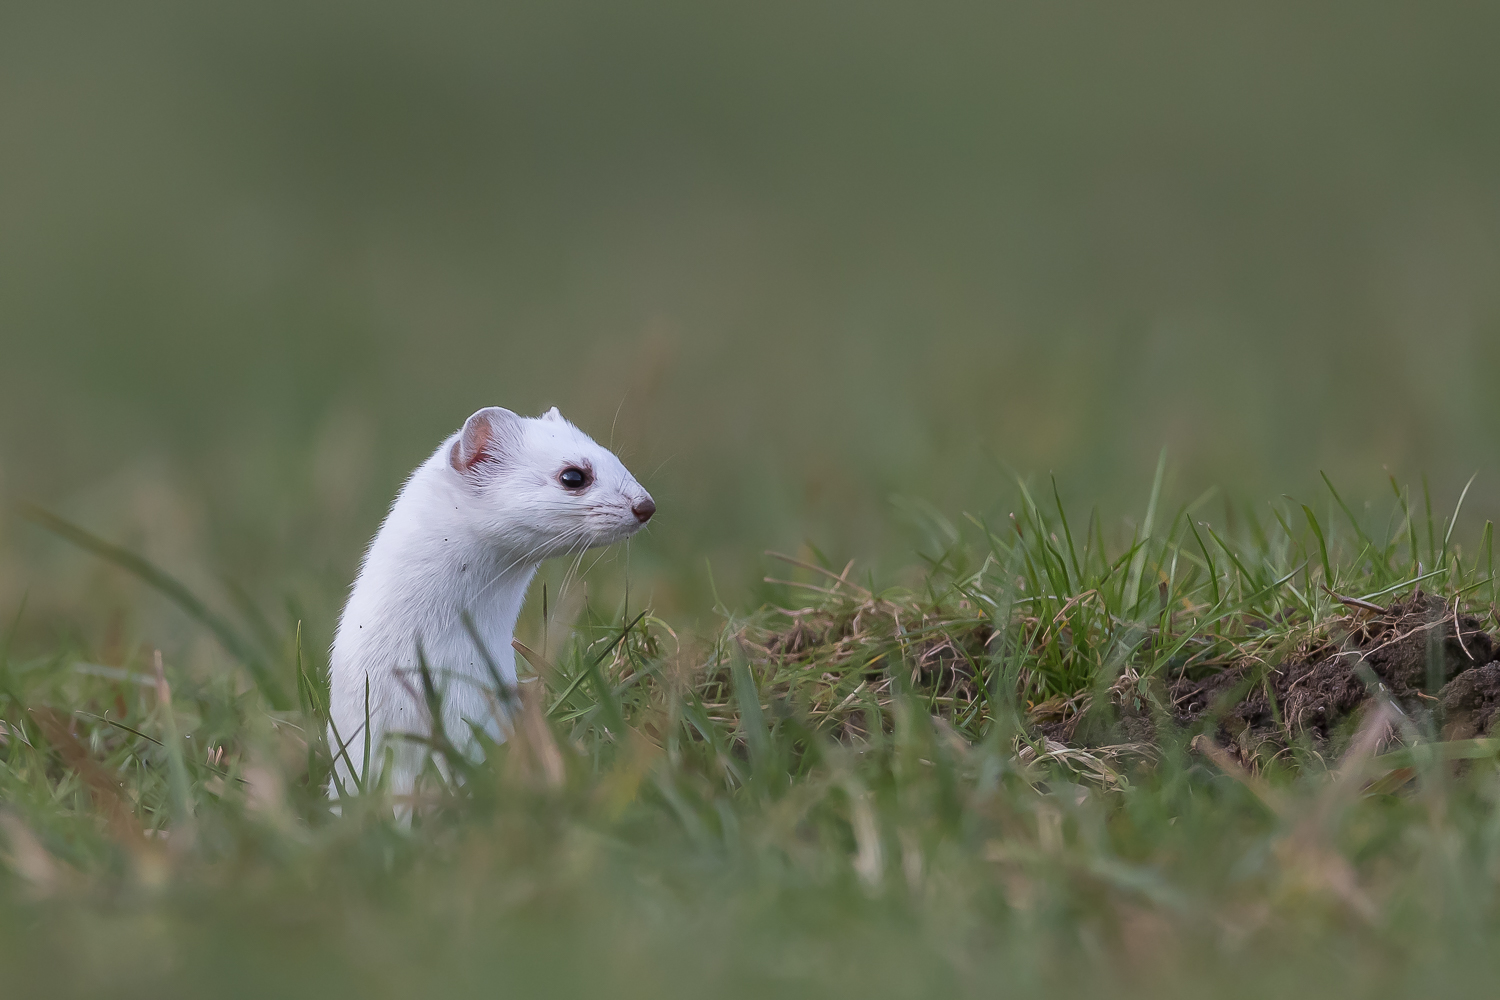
[327,406,652,800]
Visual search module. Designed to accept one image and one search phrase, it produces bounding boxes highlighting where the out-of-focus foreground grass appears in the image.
[3,480,1500,997]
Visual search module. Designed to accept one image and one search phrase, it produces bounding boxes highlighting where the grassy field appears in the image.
[4,477,1500,996]
[5,1,1500,995]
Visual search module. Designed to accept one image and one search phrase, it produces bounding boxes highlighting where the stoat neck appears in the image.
[362,468,544,683]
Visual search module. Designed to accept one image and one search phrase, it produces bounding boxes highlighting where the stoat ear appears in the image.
[540,406,563,422]
[449,407,522,474]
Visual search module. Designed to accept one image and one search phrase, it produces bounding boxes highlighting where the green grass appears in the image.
[4,476,1500,997]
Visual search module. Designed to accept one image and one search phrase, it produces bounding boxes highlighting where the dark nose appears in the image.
[632,497,656,523]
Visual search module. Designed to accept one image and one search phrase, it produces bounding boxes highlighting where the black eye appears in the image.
[558,466,591,490]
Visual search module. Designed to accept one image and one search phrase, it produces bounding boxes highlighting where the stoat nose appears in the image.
[632,497,656,523]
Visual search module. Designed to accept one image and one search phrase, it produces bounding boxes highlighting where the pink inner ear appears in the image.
[450,416,495,472]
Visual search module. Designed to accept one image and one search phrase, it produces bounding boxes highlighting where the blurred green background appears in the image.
[3,0,1499,650]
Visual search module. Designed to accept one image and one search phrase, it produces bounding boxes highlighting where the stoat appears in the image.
[327,405,654,799]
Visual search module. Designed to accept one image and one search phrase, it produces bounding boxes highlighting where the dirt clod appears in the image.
[1438,663,1500,740]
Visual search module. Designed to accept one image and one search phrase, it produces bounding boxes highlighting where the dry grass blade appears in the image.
[509,641,568,788]
[1332,701,1400,789]
[512,638,555,684]
[0,811,65,896]
[1016,737,1150,790]
[1189,733,1286,817]
[29,707,143,843]
[765,551,873,597]
[1319,585,1385,615]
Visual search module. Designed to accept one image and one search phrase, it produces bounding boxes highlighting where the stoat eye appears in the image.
[558,466,591,490]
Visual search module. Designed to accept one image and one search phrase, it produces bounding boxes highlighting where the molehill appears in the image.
[1047,593,1500,759]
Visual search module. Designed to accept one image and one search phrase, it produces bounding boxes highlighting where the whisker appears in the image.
[469,525,592,606]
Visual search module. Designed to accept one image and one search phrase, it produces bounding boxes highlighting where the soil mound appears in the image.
[1172,594,1497,746]
[1042,594,1500,757]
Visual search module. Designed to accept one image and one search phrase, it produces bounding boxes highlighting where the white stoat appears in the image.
[327,405,655,799]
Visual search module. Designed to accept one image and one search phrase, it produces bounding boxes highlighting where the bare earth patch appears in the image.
[1036,593,1500,762]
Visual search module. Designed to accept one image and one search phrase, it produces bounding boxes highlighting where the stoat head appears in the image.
[446,405,655,558]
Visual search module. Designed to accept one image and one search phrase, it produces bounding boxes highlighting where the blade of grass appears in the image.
[461,611,520,712]
[546,611,647,719]
[1124,448,1168,614]
[730,641,772,780]
[20,506,289,710]
[1051,476,1084,589]
[1422,475,1437,570]
[1302,505,1333,586]
[1390,476,1418,577]
[151,650,195,837]
[1443,471,1479,555]
[1357,566,1448,604]
[1321,472,1378,562]
[1487,521,1496,606]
